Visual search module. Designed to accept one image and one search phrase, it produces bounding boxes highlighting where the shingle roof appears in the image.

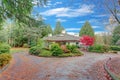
[43,33,80,42]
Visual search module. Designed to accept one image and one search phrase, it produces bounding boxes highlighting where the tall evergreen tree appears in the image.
[47,25,53,34]
[79,21,94,37]
[112,26,120,45]
[54,21,64,35]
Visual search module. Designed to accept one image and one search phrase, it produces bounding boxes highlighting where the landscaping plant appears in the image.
[50,43,63,56]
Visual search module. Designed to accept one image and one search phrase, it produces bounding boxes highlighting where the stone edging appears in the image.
[104,58,120,80]
[0,64,9,74]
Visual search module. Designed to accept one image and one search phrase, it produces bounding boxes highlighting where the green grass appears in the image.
[10,48,29,54]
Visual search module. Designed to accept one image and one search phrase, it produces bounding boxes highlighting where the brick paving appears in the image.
[0,52,119,80]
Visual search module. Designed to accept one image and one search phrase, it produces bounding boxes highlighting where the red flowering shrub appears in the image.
[80,35,94,46]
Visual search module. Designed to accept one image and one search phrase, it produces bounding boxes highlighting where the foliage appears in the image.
[29,46,41,56]
[23,43,29,48]
[79,21,94,37]
[5,16,47,47]
[0,53,12,67]
[112,26,120,45]
[116,40,120,45]
[110,46,120,51]
[61,45,70,53]
[54,21,64,35]
[50,43,63,56]
[0,0,47,27]
[80,35,94,46]
[0,43,11,54]
[47,25,53,34]
[66,45,77,53]
[39,50,52,57]
[37,39,44,49]
[88,44,110,53]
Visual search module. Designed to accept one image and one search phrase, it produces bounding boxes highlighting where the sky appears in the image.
[32,0,111,34]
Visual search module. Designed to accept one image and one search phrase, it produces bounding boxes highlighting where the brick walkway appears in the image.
[0,52,119,80]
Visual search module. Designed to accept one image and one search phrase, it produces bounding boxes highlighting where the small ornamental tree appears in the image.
[80,35,94,50]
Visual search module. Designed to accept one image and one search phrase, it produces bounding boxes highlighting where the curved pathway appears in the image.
[0,52,119,80]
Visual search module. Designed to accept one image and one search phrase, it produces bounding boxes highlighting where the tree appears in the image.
[112,25,120,45]
[86,0,120,24]
[0,0,47,28]
[79,21,94,37]
[54,21,64,35]
[80,35,94,46]
[46,25,53,34]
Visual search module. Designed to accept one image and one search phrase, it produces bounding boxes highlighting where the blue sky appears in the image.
[32,0,110,34]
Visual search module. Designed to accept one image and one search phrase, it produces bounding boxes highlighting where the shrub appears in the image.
[39,50,52,57]
[61,45,70,53]
[0,53,12,67]
[110,46,120,51]
[23,43,29,48]
[50,43,63,56]
[88,44,110,53]
[29,46,41,56]
[0,43,11,54]
[37,39,45,49]
[66,45,77,53]
[102,45,110,52]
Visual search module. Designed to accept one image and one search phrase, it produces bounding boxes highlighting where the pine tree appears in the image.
[79,21,94,37]
[47,25,53,34]
[112,26,120,45]
[54,21,64,35]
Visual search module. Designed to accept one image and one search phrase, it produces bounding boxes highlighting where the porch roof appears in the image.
[43,33,80,42]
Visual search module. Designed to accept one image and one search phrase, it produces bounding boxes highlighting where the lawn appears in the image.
[10,48,29,54]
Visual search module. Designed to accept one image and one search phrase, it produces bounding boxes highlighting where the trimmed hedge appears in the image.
[0,43,11,54]
[110,46,120,51]
[88,44,110,53]
[0,53,12,68]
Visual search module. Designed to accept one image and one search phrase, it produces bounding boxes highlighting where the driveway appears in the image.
[0,52,119,80]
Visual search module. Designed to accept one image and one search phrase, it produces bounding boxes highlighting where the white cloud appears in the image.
[56,18,66,22]
[32,0,39,5]
[42,17,47,20]
[93,14,109,17]
[54,2,62,6]
[40,4,94,17]
[77,19,99,24]
[77,21,85,24]
[66,28,80,31]
[67,32,79,36]
[92,26,100,29]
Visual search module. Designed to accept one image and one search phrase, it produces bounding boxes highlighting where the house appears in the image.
[43,33,80,47]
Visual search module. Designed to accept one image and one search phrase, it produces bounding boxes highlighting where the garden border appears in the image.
[0,64,9,74]
[104,58,120,80]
